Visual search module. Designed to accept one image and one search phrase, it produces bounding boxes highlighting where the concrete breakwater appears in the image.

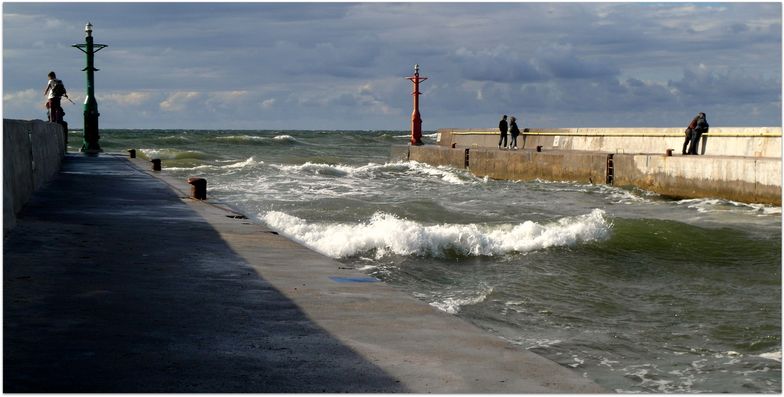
[3,119,66,235]
[391,127,781,205]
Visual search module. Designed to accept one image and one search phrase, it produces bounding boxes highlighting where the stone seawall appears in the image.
[437,127,782,158]
[4,119,66,235]
[392,145,781,205]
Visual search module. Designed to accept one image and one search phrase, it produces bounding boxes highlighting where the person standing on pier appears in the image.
[682,113,700,155]
[498,115,508,149]
[43,71,68,125]
[509,116,521,150]
[688,112,709,155]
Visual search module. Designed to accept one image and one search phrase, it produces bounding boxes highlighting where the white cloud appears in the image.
[261,98,276,109]
[103,91,154,106]
[3,89,38,102]
[160,92,200,112]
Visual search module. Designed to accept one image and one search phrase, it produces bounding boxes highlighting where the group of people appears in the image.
[682,112,709,155]
[43,71,69,126]
[497,114,521,150]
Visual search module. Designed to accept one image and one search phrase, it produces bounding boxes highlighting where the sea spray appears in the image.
[260,208,611,259]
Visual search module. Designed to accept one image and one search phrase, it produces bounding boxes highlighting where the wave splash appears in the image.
[261,209,611,259]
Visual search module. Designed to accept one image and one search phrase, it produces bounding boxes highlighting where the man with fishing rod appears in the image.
[44,71,74,126]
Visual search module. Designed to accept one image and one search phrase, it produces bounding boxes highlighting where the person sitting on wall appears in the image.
[688,112,709,155]
[683,113,700,155]
[498,115,508,149]
[509,116,521,150]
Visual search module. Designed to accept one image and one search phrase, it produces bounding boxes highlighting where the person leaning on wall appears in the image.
[687,112,709,155]
[682,113,700,155]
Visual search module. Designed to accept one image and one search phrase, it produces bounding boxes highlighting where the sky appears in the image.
[2,2,782,130]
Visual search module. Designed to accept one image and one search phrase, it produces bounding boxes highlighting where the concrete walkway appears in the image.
[4,153,605,393]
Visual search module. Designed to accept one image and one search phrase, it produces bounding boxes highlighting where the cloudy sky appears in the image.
[3,2,781,130]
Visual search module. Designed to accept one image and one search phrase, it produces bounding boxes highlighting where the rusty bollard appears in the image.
[151,159,161,171]
[187,177,207,200]
[128,149,136,158]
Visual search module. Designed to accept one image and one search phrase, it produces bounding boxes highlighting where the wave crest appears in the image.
[261,209,611,259]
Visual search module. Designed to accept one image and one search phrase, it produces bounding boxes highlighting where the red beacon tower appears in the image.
[406,64,428,145]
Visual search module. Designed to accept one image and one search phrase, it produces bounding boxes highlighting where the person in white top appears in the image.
[43,71,68,124]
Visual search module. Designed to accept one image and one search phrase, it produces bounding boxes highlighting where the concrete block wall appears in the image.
[438,127,782,158]
[613,154,781,205]
[409,144,466,169]
[396,144,781,205]
[465,148,607,183]
[4,119,66,235]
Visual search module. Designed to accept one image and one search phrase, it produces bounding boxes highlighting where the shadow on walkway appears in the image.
[4,154,407,392]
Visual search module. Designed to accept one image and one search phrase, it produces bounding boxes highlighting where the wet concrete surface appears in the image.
[4,153,605,393]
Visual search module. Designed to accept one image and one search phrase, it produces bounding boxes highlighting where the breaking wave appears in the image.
[138,148,211,160]
[212,134,300,145]
[272,160,474,185]
[260,208,611,259]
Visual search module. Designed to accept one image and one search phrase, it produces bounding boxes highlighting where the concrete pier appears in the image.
[4,153,605,393]
[391,127,782,205]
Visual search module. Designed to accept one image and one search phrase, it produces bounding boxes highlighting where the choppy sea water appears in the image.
[76,129,781,393]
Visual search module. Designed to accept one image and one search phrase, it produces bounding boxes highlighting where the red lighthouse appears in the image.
[406,64,428,145]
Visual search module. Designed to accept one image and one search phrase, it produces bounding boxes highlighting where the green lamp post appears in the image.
[72,22,107,153]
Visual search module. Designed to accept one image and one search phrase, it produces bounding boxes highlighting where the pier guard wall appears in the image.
[392,144,781,205]
[4,119,66,235]
[436,127,781,158]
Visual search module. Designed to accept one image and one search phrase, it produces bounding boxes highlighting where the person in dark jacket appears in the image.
[683,113,700,155]
[498,115,508,149]
[688,112,709,155]
[509,116,521,150]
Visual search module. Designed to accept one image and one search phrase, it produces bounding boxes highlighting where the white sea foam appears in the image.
[429,286,494,314]
[759,351,781,362]
[215,135,268,141]
[273,134,297,142]
[139,148,205,160]
[225,157,261,169]
[212,134,299,144]
[153,157,261,171]
[260,209,611,259]
[678,198,781,215]
[271,160,474,185]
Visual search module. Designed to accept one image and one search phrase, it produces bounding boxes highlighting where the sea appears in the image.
[73,129,782,393]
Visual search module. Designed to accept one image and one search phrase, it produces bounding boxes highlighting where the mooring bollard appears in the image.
[151,158,161,171]
[128,149,136,158]
[536,145,543,152]
[666,149,673,157]
[187,177,207,200]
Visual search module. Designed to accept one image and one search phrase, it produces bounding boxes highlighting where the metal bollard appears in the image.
[151,159,161,171]
[128,149,136,158]
[187,177,207,200]
[666,149,673,157]
[536,145,542,152]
